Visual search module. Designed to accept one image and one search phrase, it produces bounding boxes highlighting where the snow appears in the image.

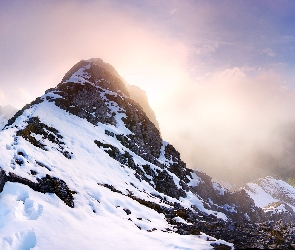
[0,96,232,249]
[187,172,201,187]
[212,179,232,191]
[63,63,91,84]
[1,182,223,250]
[212,182,226,195]
[264,203,288,214]
[245,182,279,208]
[173,216,193,225]
[245,176,295,213]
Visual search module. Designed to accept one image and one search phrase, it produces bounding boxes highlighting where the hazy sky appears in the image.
[1,0,295,184]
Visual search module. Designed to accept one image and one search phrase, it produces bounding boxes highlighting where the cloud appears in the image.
[0,1,190,108]
[261,48,276,57]
[157,67,295,185]
[196,42,219,54]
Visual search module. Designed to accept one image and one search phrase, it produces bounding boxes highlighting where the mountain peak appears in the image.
[59,59,130,97]
[2,58,295,249]
[85,58,127,83]
[58,59,160,130]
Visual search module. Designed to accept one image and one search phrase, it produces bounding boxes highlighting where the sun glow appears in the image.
[118,60,189,112]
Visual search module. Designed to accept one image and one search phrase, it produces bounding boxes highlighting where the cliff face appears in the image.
[1,58,295,249]
[127,84,160,130]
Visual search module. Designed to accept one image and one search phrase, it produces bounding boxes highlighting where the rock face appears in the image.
[1,58,295,249]
[127,85,160,130]
[55,60,163,164]
[190,170,266,224]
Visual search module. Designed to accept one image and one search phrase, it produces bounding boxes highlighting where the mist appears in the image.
[159,68,295,186]
[1,0,295,187]
[0,0,189,109]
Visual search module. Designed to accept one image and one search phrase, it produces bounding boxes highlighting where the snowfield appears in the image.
[245,176,295,213]
[1,182,224,250]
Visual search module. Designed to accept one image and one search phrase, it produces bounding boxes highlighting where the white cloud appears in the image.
[195,42,219,55]
[157,67,295,184]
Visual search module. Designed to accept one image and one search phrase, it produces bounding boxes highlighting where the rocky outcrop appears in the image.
[16,116,72,159]
[0,168,76,207]
[127,85,160,130]
[50,82,117,126]
[190,170,265,223]
[0,168,7,192]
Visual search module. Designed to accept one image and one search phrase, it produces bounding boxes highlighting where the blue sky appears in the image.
[109,0,295,75]
[1,0,295,182]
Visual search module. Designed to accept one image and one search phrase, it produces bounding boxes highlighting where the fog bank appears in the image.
[159,68,295,185]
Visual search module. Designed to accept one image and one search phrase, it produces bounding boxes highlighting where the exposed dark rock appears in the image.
[104,92,162,160]
[97,183,123,195]
[38,174,76,207]
[94,140,135,168]
[211,243,232,250]
[164,143,193,181]
[190,170,265,223]
[123,208,131,215]
[127,84,160,130]
[30,170,37,175]
[105,129,114,137]
[154,170,186,199]
[0,168,7,192]
[142,164,156,178]
[84,61,129,96]
[54,82,116,126]
[5,172,76,207]
[16,117,71,159]
[60,60,89,83]
[36,161,51,171]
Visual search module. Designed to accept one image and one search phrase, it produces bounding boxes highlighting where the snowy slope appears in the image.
[245,176,295,218]
[0,59,231,249]
[1,182,221,250]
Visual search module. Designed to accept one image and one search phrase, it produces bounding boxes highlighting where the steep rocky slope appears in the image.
[126,84,160,130]
[1,58,295,249]
[0,59,231,249]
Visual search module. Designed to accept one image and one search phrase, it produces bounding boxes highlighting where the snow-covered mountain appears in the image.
[0,59,232,249]
[245,176,295,221]
[1,58,295,249]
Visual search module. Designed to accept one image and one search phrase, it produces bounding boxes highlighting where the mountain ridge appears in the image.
[1,58,295,249]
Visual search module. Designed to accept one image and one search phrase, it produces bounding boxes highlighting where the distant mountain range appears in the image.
[0,59,295,249]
